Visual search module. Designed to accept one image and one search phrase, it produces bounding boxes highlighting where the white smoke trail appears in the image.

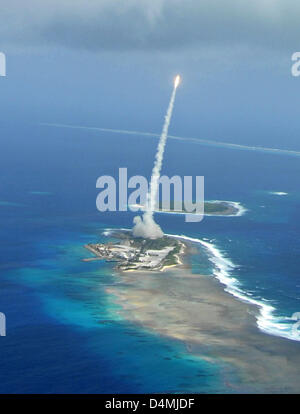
[133,77,180,239]
[148,82,178,214]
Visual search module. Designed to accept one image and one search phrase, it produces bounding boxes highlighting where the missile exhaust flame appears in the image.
[174,75,181,88]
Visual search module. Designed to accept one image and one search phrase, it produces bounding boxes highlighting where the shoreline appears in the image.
[129,200,247,217]
[102,228,299,343]
[85,228,300,391]
[96,229,300,393]
[104,235,300,392]
[84,232,186,273]
[169,233,300,343]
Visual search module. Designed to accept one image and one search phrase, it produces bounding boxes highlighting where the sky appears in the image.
[1,0,300,150]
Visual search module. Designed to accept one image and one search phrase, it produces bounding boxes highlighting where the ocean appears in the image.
[1,121,300,393]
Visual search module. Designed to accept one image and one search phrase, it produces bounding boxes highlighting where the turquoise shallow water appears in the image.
[0,218,228,393]
[1,124,300,392]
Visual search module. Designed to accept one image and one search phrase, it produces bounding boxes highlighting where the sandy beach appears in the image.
[106,246,300,393]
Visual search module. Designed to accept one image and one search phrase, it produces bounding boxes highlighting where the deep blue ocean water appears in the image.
[1,122,300,393]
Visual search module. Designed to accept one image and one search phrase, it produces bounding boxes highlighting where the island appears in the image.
[84,231,185,272]
[157,200,242,216]
[130,200,245,216]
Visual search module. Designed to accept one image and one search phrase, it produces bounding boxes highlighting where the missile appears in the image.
[174,75,181,88]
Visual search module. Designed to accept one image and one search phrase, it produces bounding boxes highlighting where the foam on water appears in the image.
[103,228,300,342]
[269,191,288,196]
[129,200,247,217]
[167,233,300,342]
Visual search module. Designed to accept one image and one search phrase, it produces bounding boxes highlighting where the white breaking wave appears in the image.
[166,233,300,343]
[102,230,113,236]
[40,122,300,158]
[130,200,247,217]
[269,191,288,196]
[103,228,300,342]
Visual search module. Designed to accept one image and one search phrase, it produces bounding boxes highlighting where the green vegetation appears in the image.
[134,236,179,251]
[204,202,228,213]
[157,200,236,215]
[164,248,180,266]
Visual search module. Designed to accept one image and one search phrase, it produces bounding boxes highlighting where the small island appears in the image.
[157,200,242,216]
[84,231,185,272]
[130,200,244,216]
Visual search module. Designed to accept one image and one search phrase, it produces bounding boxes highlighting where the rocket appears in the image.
[174,75,181,88]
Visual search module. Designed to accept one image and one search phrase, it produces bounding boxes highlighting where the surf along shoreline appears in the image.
[89,228,300,392]
[129,200,247,218]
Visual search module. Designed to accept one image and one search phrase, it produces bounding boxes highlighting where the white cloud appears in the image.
[0,0,299,52]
